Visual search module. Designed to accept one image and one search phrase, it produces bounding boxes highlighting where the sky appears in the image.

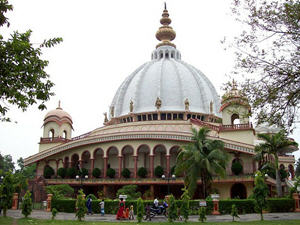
[0,0,299,166]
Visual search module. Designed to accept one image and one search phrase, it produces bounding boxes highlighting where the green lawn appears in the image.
[1,217,300,225]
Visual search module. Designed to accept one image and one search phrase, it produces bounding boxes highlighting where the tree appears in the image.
[253,171,268,221]
[0,153,15,172]
[180,186,190,222]
[255,130,298,197]
[92,168,101,178]
[0,0,62,122]
[16,157,36,179]
[116,185,141,200]
[57,167,66,178]
[137,167,147,178]
[198,207,206,223]
[51,208,58,220]
[121,168,131,178]
[154,166,164,178]
[296,158,300,177]
[167,194,177,223]
[231,204,239,222]
[137,197,144,223]
[227,0,300,130]
[75,189,86,221]
[0,172,14,217]
[175,127,229,198]
[46,184,74,201]
[21,190,32,218]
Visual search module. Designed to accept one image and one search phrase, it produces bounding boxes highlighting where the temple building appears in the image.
[24,6,296,200]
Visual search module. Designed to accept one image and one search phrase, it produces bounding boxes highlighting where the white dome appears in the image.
[110,46,221,118]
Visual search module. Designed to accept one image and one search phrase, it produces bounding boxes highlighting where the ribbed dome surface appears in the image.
[110,46,221,118]
[44,105,73,123]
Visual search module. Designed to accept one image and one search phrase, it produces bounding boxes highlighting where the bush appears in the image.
[66,167,77,178]
[44,166,55,179]
[121,168,131,178]
[219,199,255,214]
[137,197,144,223]
[171,165,176,175]
[52,199,76,213]
[137,167,147,178]
[92,168,101,178]
[106,168,116,178]
[57,168,66,178]
[75,189,86,221]
[52,208,58,220]
[231,161,243,175]
[267,198,294,212]
[116,185,141,200]
[86,194,98,200]
[154,166,164,178]
[46,184,74,200]
[21,191,32,218]
[231,204,239,222]
[199,207,206,222]
[168,195,177,222]
[80,168,89,177]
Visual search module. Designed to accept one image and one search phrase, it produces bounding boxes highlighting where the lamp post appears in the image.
[162,173,176,195]
[76,174,88,191]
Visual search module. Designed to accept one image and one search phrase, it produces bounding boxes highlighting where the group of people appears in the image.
[116,198,134,220]
[85,197,105,216]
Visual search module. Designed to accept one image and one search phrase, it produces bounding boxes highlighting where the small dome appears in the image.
[44,102,73,126]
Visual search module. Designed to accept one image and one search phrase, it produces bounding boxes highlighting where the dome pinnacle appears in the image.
[155,3,176,49]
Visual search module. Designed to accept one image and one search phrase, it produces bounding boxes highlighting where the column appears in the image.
[212,199,220,215]
[133,156,138,178]
[293,193,300,212]
[118,156,123,178]
[103,185,108,198]
[150,184,155,198]
[36,161,40,179]
[252,158,257,173]
[56,161,59,176]
[46,194,53,212]
[150,155,154,178]
[90,159,95,177]
[103,157,108,178]
[166,155,170,176]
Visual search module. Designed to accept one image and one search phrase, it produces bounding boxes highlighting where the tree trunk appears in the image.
[275,168,282,197]
[260,209,263,221]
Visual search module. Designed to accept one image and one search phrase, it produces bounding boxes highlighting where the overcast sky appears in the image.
[1,0,299,165]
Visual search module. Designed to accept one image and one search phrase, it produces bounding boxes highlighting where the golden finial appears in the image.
[155,3,176,48]
[57,100,62,109]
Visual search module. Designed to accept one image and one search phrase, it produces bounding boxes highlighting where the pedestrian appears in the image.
[144,203,151,221]
[86,196,93,215]
[99,199,105,216]
[116,198,125,220]
[129,205,134,220]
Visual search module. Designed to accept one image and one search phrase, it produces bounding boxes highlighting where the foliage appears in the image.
[121,168,131,178]
[86,194,97,200]
[267,198,294,212]
[142,189,153,199]
[180,186,190,222]
[167,194,177,222]
[75,189,86,221]
[21,190,32,218]
[175,127,229,198]
[154,166,164,178]
[231,204,239,222]
[51,208,58,220]
[106,168,116,178]
[227,0,300,130]
[137,197,144,223]
[79,168,89,177]
[231,161,243,175]
[198,207,206,223]
[171,165,176,175]
[116,185,141,200]
[219,199,255,214]
[0,1,63,122]
[92,168,101,178]
[253,172,269,221]
[43,166,55,179]
[16,158,36,179]
[0,172,14,216]
[46,184,74,201]
[279,168,288,181]
[289,176,300,198]
[57,168,66,179]
[0,153,14,172]
[12,172,28,194]
[137,167,147,178]
[255,131,298,197]
[66,167,77,178]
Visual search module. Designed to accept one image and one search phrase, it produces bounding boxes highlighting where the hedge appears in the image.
[51,198,295,215]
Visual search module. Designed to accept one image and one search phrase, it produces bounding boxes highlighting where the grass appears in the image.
[1,217,300,225]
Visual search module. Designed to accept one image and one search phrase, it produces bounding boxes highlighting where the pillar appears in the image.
[118,156,123,178]
[56,161,59,176]
[46,194,53,212]
[166,155,170,176]
[293,193,300,212]
[252,159,256,173]
[103,157,108,178]
[79,160,83,169]
[90,159,95,177]
[212,199,220,215]
[150,185,155,198]
[12,193,18,210]
[150,155,154,178]
[133,156,138,178]
[36,161,40,179]
[69,161,72,168]
[103,185,108,198]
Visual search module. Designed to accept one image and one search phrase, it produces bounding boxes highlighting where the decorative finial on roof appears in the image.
[155,3,176,48]
[232,79,237,90]
[57,100,62,110]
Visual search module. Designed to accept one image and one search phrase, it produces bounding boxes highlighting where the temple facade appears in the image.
[24,6,296,200]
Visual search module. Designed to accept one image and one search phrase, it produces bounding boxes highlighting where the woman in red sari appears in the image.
[116,198,125,220]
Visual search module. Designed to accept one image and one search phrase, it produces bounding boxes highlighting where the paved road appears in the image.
[5,210,300,222]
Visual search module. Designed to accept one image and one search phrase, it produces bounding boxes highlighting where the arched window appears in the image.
[48,129,54,139]
[165,52,169,58]
[231,183,247,199]
[63,130,67,139]
[231,114,240,125]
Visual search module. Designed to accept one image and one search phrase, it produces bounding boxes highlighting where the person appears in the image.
[124,207,129,219]
[116,198,125,220]
[144,203,151,221]
[99,199,105,216]
[154,198,159,208]
[86,196,93,215]
[129,205,134,220]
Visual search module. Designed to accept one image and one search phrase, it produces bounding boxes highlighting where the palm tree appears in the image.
[175,127,229,198]
[256,131,298,197]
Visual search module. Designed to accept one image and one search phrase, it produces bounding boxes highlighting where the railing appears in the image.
[71,131,92,141]
[40,137,70,143]
[190,119,220,131]
[220,123,253,131]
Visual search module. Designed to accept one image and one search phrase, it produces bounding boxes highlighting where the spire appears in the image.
[57,100,62,110]
[155,3,176,48]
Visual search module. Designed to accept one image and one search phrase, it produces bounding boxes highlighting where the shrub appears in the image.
[46,184,74,200]
[92,168,101,178]
[267,198,294,212]
[57,168,66,178]
[171,165,176,175]
[231,204,239,222]
[219,199,255,214]
[75,189,87,221]
[44,166,55,179]
[231,161,243,175]
[154,166,164,178]
[106,168,116,178]
[168,194,177,222]
[137,167,147,178]
[137,197,144,223]
[86,194,98,200]
[121,168,131,178]
[52,199,76,213]
[116,185,141,200]
[80,168,89,177]
[66,167,77,178]
[180,187,190,222]
[52,208,58,220]
[199,207,206,222]
[21,191,32,218]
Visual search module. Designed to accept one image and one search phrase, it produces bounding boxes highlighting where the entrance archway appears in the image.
[231,183,247,199]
